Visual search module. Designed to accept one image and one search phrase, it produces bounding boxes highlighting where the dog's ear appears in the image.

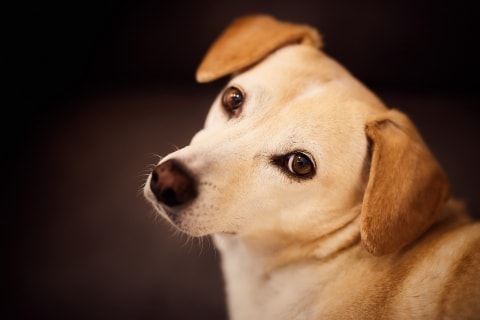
[196,14,322,83]
[361,109,450,256]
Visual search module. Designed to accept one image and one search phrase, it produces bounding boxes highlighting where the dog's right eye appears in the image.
[222,86,244,117]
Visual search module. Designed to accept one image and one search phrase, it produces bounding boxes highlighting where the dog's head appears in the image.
[144,15,449,256]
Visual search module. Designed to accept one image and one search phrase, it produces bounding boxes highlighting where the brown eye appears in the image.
[286,152,315,177]
[222,86,244,116]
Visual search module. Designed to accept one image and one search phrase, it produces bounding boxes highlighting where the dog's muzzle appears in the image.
[149,159,198,207]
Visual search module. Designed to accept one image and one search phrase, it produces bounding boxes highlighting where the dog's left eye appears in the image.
[272,152,316,179]
[222,86,244,117]
[286,152,315,177]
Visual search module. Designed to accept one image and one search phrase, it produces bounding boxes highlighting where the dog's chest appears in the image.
[222,253,321,319]
[214,235,338,319]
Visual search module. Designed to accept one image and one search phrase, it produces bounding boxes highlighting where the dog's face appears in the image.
[144,15,449,256]
[145,45,378,239]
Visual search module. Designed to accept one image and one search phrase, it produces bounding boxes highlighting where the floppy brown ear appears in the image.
[196,14,322,83]
[361,109,450,256]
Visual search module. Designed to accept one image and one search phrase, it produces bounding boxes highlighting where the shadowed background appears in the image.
[6,0,479,319]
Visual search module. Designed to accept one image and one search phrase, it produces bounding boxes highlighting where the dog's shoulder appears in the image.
[405,198,479,265]
[389,199,480,318]
[439,221,480,319]
[427,198,479,247]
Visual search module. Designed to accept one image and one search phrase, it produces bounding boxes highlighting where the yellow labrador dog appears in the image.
[144,15,480,319]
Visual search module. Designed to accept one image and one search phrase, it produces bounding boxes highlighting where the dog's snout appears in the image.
[150,159,197,207]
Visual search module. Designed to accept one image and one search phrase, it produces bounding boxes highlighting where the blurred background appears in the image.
[5,0,479,319]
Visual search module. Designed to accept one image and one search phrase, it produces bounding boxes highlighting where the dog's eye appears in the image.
[286,152,315,177]
[222,86,244,117]
[272,152,316,179]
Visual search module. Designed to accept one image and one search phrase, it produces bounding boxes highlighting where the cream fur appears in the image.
[144,15,480,320]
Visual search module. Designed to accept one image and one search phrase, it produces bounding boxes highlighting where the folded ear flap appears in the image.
[196,14,322,83]
[361,109,450,256]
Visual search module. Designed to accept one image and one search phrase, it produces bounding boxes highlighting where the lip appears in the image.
[154,201,178,221]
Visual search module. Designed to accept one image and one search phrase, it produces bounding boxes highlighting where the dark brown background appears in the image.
[6,0,480,319]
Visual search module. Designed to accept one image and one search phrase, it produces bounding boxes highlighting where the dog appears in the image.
[144,14,480,319]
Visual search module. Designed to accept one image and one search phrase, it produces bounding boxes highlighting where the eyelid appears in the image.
[284,151,315,165]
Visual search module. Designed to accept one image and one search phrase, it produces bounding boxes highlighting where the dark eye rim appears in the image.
[271,151,316,180]
[221,86,245,117]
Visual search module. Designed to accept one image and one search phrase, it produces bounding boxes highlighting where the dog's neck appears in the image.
[214,214,361,271]
[212,212,362,319]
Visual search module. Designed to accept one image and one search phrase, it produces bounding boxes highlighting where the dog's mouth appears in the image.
[152,200,184,223]
[151,199,223,237]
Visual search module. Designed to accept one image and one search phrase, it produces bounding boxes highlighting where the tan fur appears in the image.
[362,109,450,256]
[196,15,322,83]
[145,14,480,319]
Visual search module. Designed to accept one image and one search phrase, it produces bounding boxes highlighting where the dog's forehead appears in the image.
[229,45,386,118]
[234,46,330,96]
[199,44,387,161]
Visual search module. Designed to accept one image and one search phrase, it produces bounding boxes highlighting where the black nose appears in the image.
[149,159,197,207]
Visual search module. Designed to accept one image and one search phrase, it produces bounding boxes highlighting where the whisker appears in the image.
[197,237,205,255]
[136,183,147,198]
[145,153,164,162]
[170,144,181,151]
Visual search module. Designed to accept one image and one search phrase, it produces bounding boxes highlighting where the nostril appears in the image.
[149,159,197,207]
